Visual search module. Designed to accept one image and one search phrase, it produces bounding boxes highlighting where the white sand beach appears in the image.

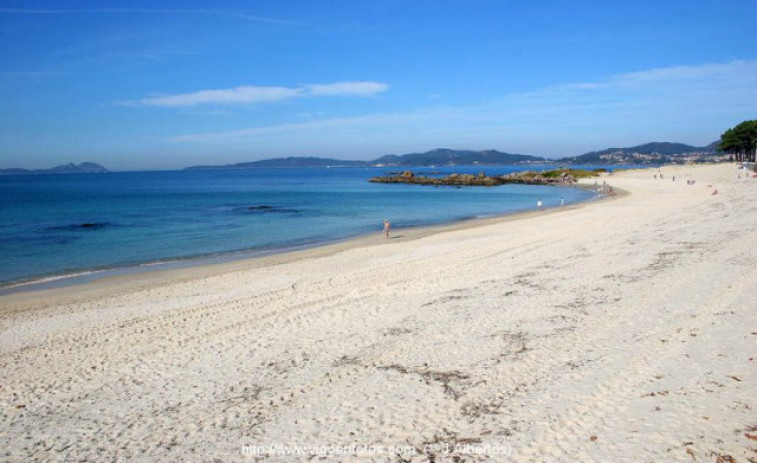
[1,163,755,462]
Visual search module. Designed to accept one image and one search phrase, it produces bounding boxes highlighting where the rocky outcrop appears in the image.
[370,169,600,186]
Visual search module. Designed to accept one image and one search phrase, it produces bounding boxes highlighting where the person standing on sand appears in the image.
[561,196,564,207]
[383,219,391,239]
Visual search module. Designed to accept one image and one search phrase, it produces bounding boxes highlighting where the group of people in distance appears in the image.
[656,169,720,195]
[381,165,751,239]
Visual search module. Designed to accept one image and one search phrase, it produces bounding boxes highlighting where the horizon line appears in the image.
[0,139,724,171]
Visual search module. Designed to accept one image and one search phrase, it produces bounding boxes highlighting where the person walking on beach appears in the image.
[560,196,564,207]
[383,219,391,239]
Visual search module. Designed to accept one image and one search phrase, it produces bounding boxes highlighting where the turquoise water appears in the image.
[0,166,597,289]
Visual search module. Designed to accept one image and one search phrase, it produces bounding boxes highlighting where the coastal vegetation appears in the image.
[719,120,757,162]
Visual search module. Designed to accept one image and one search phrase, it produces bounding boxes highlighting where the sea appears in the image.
[0,165,603,292]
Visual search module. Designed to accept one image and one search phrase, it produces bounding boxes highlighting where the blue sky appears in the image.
[1,0,756,170]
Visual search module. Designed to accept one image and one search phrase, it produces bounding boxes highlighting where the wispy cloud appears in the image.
[534,60,757,95]
[307,81,390,96]
[164,60,757,158]
[613,61,750,84]
[127,81,389,107]
[133,86,304,107]
[230,13,302,26]
[0,8,300,26]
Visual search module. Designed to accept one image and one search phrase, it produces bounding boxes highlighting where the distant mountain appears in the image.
[183,141,727,170]
[701,140,721,152]
[186,149,546,170]
[561,141,721,164]
[0,162,109,175]
[186,156,369,169]
[372,148,546,166]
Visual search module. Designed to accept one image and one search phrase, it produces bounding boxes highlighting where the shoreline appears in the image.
[0,183,608,299]
[3,162,754,462]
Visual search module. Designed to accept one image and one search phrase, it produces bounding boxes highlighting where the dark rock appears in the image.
[48,222,112,231]
[370,169,599,187]
[77,222,110,229]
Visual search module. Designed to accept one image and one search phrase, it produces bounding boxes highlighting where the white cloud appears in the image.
[307,81,389,96]
[135,86,304,107]
[128,81,389,107]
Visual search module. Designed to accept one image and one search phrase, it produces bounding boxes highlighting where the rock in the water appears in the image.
[370,168,601,187]
[77,222,110,230]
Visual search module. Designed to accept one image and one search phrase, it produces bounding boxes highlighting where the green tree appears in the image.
[719,120,757,162]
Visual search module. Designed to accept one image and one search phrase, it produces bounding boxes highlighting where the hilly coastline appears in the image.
[0,142,724,174]
[562,141,721,164]
[370,148,546,166]
[0,162,109,175]
[186,149,547,170]
[187,157,369,169]
[185,142,721,169]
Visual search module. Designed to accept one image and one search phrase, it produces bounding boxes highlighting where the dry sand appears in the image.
[1,163,755,462]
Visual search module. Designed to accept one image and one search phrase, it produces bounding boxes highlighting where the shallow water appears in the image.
[0,166,598,287]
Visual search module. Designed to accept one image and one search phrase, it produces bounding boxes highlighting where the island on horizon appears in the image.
[0,162,109,175]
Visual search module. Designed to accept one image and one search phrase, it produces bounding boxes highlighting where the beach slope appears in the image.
[1,163,755,462]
